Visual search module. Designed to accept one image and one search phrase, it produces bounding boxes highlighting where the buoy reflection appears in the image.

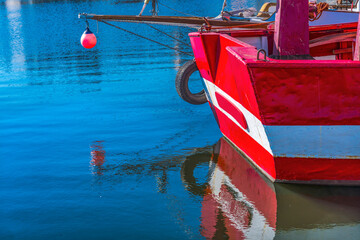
[90,141,105,175]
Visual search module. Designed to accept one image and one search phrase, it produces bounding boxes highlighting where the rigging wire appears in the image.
[97,19,193,56]
[145,23,192,47]
[157,1,199,17]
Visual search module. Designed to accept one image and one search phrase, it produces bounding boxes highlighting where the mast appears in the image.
[272,0,311,59]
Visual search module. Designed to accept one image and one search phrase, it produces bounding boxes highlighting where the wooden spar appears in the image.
[79,13,271,29]
[310,31,356,48]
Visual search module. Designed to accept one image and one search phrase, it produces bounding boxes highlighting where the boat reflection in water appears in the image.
[181,138,360,239]
[90,141,106,175]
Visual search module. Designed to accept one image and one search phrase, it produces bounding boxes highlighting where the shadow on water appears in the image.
[89,137,214,192]
[179,138,360,239]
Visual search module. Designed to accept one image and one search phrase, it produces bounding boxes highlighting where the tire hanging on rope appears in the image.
[175,60,207,105]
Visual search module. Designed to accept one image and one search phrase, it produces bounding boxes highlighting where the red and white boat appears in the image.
[79,0,360,185]
[178,0,360,185]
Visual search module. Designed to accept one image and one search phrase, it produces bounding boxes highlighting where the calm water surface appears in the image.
[1,0,360,239]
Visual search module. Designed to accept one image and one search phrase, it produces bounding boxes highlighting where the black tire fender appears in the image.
[175,60,207,105]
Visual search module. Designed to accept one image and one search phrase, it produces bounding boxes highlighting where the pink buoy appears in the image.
[80,27,97,49]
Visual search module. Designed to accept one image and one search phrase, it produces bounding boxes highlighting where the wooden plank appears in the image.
[333,47,353,54]
[309,31,356,48]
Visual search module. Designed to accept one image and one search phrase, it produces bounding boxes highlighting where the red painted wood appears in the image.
[275,157,360,181]
[189,33,214,82]
[337,41,353,60]
[225,46,360,125]
[214,35,255,109]
[250,65,360,125]
[214,42,262,120]
[273,0,309,56]
[191,33,263,120]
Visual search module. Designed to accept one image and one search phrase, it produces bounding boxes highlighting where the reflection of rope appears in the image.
[158,1,199,17]
[97,19,193,56]
[309,2,329,21]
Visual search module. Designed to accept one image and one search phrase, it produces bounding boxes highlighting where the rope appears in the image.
[97,19,193,56]
[145,24,192,47]
[158,1,199,17]
[220,0,227,15]
[138,1,148,16]
[352,0,359,10]
[309,2,329,21]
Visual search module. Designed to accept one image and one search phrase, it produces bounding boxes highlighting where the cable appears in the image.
[145,23,192,47]
[97,19,193,56]
[158,1,199,17]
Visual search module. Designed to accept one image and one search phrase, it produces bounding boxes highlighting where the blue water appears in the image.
[1,0,360,239]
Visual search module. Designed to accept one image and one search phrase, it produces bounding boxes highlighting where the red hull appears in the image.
[189,24,360,184]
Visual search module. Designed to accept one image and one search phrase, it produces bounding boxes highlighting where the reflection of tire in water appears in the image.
[181,141,221,196]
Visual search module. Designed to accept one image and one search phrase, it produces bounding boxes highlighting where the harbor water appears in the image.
[1,0,360,239]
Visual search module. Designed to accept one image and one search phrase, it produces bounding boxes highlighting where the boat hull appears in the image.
[190,26,360,185]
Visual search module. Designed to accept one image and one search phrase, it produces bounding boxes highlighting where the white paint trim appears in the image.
[203,79,273,156]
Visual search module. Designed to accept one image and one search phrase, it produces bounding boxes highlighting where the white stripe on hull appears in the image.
[204,79,273,156]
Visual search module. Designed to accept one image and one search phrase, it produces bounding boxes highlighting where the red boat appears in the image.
[177,0,360,185]
[79,1,360,185]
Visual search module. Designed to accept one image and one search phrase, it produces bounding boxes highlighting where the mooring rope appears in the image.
[97,19,193,56]
[309,2,329,21]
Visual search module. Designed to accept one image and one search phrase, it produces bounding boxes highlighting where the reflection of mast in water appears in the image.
[90,141,106,175]
[6,0,26,72]
[181,138,360,239]
[155,169,168,193]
